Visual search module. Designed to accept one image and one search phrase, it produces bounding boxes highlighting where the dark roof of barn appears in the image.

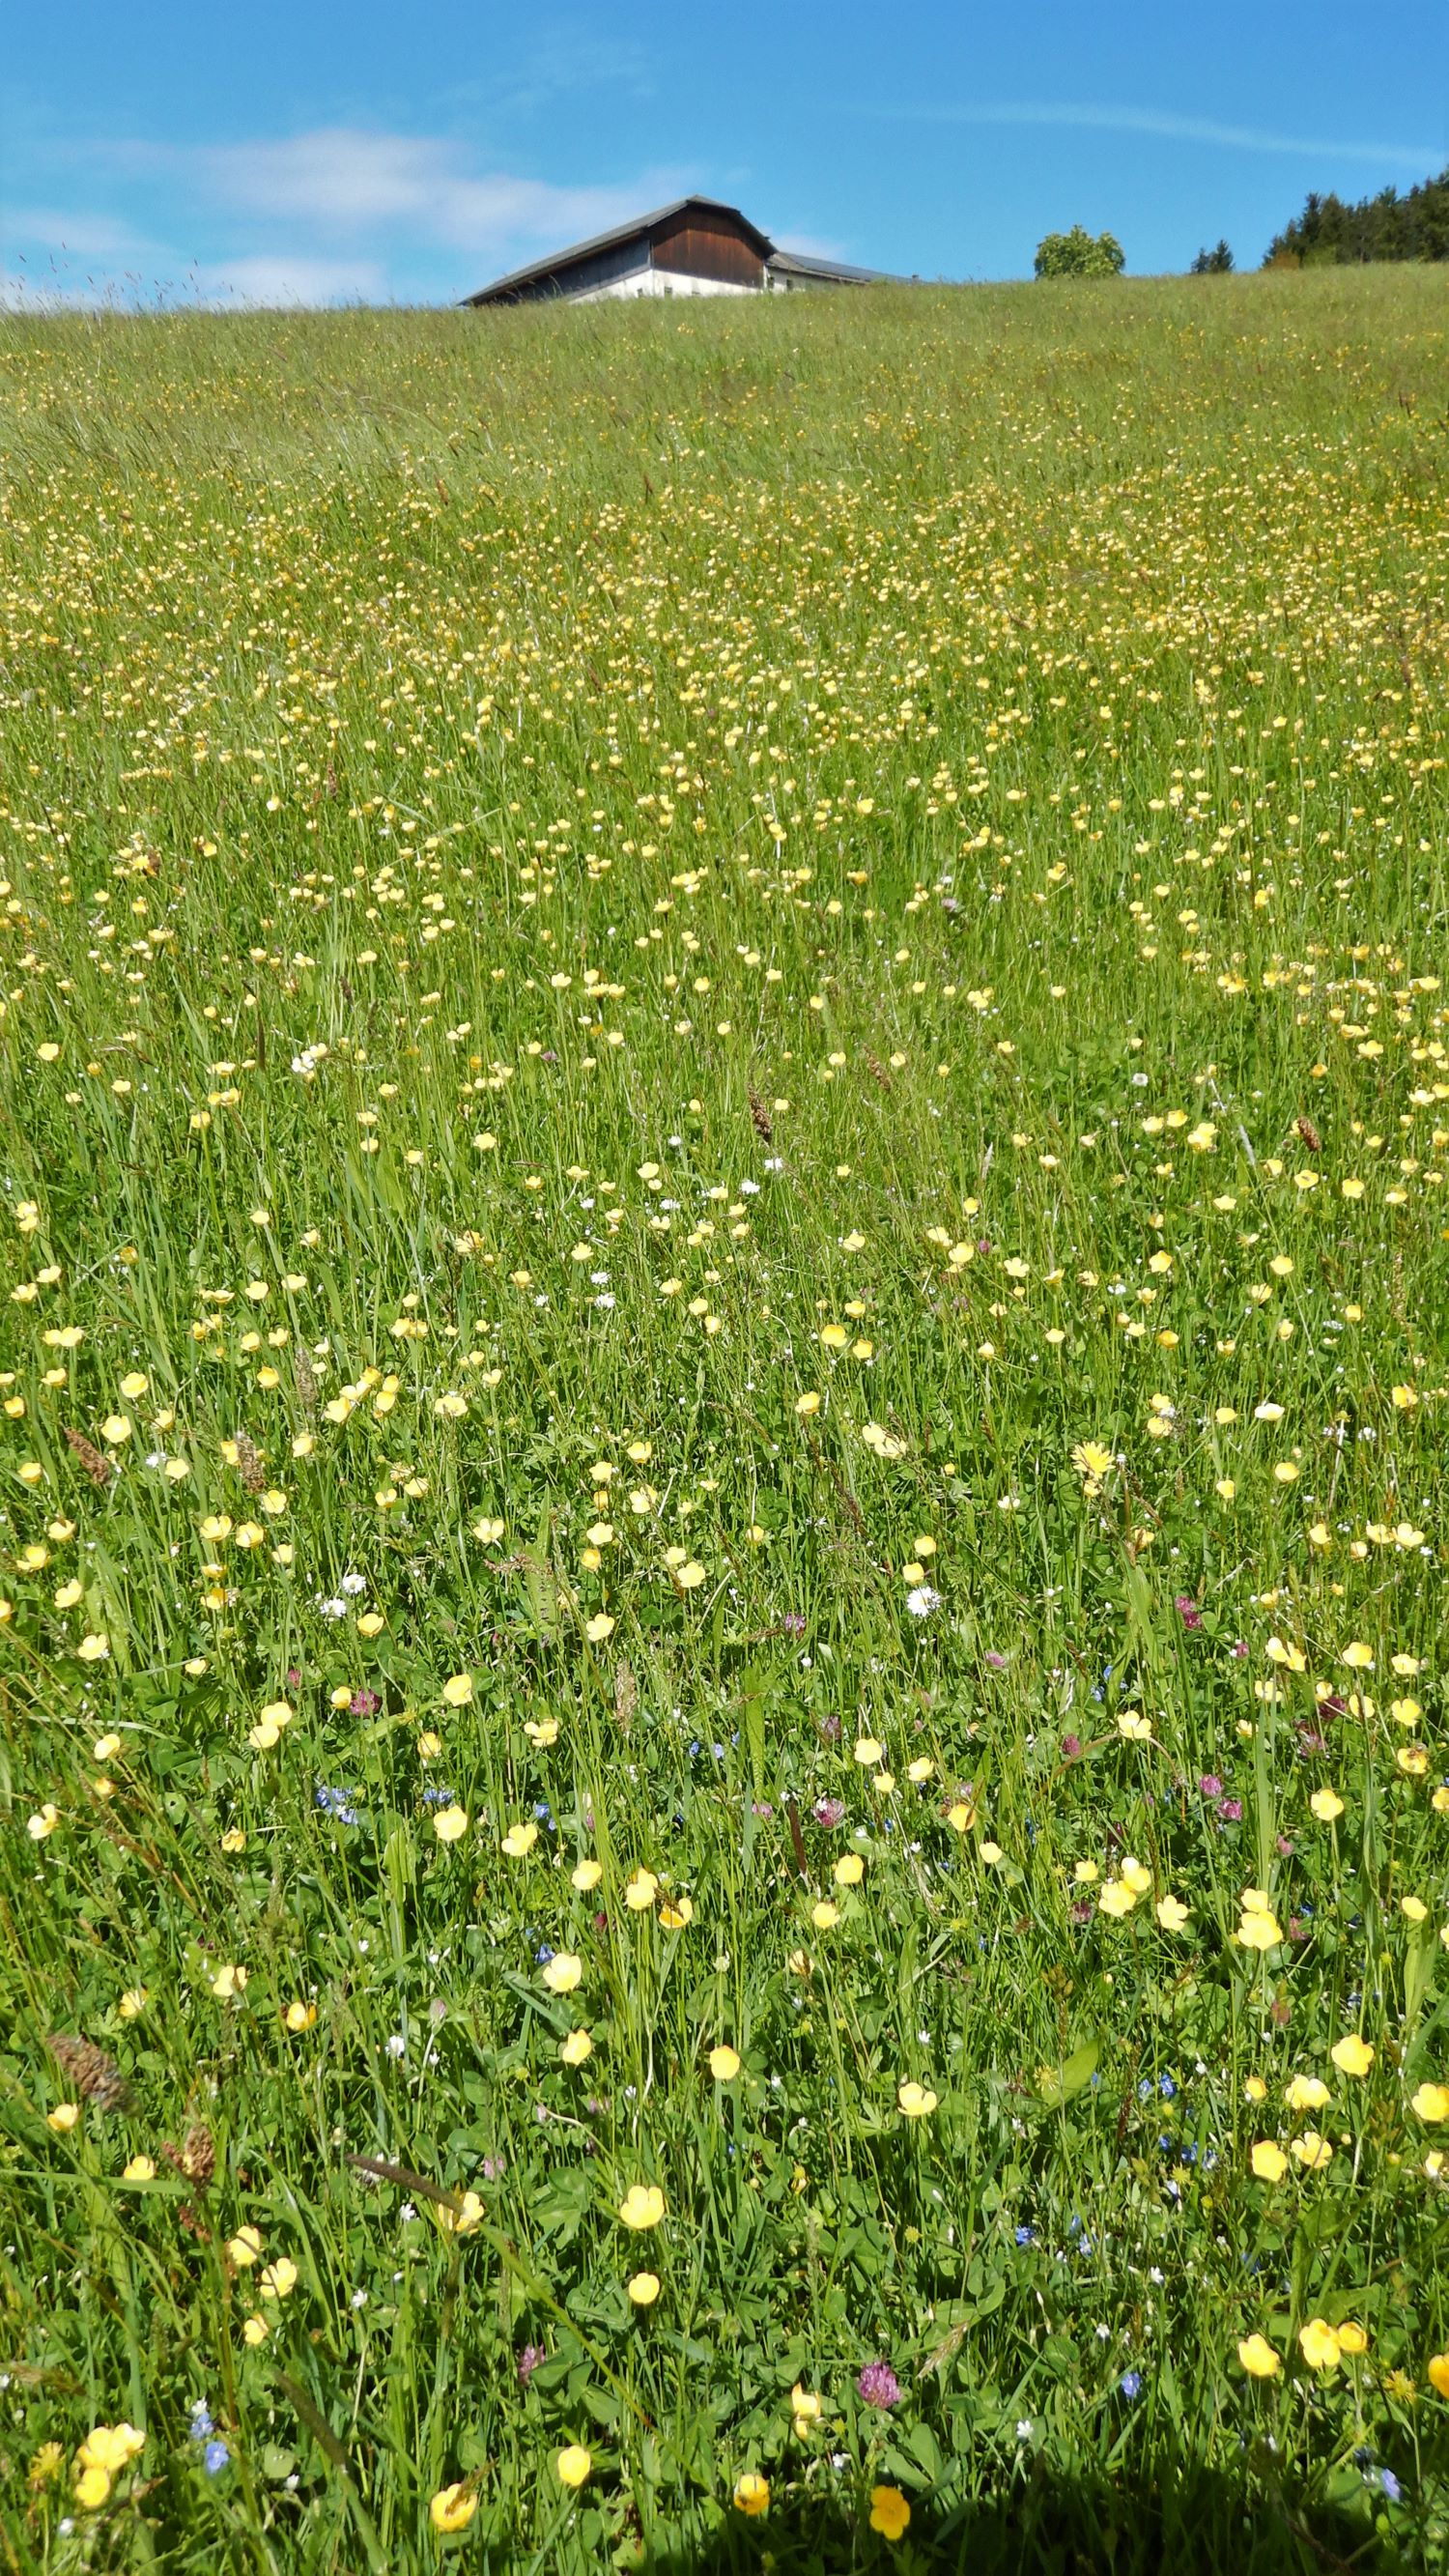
[462,194,776,304]
[766,247,912,285]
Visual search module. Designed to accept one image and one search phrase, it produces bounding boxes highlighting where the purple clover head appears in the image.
[1174,1594,1203,1631]
[857,2361,902,2411]
[1198,1775,1222,1799]
[814,1798,846,1829]
[1062,1734,1082,1762]
[517,2342,545,2387]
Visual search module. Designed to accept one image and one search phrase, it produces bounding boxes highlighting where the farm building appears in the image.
[463,195,906,305]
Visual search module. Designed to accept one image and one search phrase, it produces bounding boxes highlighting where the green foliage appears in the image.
[0,272,1448,2572]
[1264,166,1449,266]
[1034,225,1125,278]
[1191,241,1235,275]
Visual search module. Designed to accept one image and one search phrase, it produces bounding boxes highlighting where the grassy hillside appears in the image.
[1,270,1448,2573]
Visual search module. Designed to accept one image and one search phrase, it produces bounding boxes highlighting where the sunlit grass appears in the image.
[0,268,1447,2572]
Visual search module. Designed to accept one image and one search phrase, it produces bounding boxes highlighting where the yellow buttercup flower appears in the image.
[618,2183,665,2230]
[897,2079,938,2118]
[869,2485,912,2541]
[430,2481,478,2533]
[1237,2333,1280,2379]
[1330,2034,1374,2079]
[555,2445,592,2489]
[791,2384,823,2436]
[1299,2318,1342,2371]
[1291,2131,1334,2171]
[733,2472,770,2515]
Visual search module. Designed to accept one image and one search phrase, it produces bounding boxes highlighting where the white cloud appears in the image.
[27,129,696,301]
[4,207,156,259]
[854,100,1442,167]
[193,253,387,307]
[772,228,852,262]
[86,129,686,263]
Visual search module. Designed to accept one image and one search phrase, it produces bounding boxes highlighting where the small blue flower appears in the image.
[189,2400,213,2441]
[1014,2224,1036,2247]
[1120,2372,1142,2400]
[534,1942,554,1965]
[1379,2469,1403,2504]
[203,2440,230,2477]
[1159,2074,1177,2100]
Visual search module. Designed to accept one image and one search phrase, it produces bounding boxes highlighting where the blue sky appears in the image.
[5,1,1446,305]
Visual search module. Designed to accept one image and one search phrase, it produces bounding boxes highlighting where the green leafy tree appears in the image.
[1191,240,1234,274]
[1264,167,1449,265]
[1034,225,1125,279]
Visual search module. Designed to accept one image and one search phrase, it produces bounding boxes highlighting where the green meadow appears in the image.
[1,267,1448,2572]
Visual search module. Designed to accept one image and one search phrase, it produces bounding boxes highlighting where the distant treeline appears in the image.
[1264,165,1449,266]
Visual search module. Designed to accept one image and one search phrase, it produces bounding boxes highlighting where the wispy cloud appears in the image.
[771,228,852,262]
[193,253,388,307]
[4,207,157,260]
[10,129,693,305]
[851,100,1442,167]
[469,25,656,120]
[80,129,685,259]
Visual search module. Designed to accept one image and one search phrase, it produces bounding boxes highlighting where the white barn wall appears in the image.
[568,265,764,302]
